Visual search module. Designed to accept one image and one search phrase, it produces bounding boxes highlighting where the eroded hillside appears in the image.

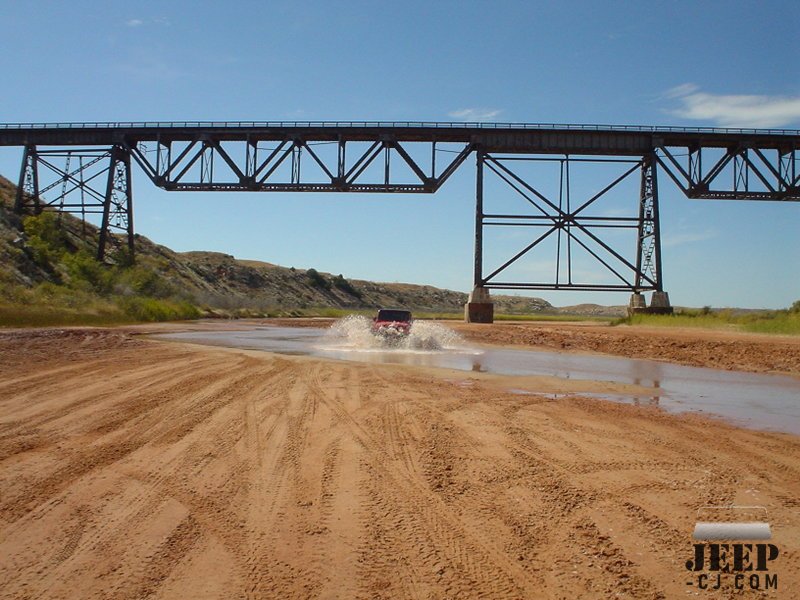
[0,175,557,321]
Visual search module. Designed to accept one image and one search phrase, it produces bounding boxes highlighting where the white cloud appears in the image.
[666,84,800,128]
[663,229,718,248]
[126,17,170,28]
[117,59,188,81]
[599,207,634,218]
[448,108,502,122]
[663,83,698,99]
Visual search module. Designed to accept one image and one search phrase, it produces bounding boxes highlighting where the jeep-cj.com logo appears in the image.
[686,506,780,592]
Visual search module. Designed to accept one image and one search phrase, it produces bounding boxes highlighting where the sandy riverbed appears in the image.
[0,324,798,598]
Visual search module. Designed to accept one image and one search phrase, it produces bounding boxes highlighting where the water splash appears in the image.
[322,315,469,353]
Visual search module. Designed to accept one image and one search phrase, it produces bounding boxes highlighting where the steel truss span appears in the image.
[4,122,799,313]
[474,153,665,294]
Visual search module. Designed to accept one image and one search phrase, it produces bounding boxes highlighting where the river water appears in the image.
[154,320,800,435]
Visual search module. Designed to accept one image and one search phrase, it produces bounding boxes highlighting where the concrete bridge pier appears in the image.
[628,292,647,314]
[465,286,494,323]
[649,291,673,314]
[628,291,673,315]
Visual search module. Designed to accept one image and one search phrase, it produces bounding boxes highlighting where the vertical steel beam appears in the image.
[15,145,29,213]
[200,142,213,186]
[98,153,114,261]
[124,149,135,259]
[29,145,40,214]
[734,150,748,193]
[337,139,346,180]
[245,138,257,189]
[689,146,700,184]
[291,143,301,185]
[634,160,647,291]
[565,156,572,285]
[57,154,71,218]
[384,143,390,186]
[79,156,87,237]
[474,149,484,287]
[98,145,135,262]
[635,153,663,291]
[779,149,794,193]
[650,154,664,292]
[15,144,40,214]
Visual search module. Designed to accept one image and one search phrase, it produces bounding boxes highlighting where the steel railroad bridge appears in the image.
[2,121,799,322]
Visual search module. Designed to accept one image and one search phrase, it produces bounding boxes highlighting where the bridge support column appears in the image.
[98,145,135,262]
[632,152,672,315]
[465,286,494,323]
[13,144,137,263]
[15,145,41,214]
[630,291,672,315]
[628,292,647,315]
[465,150,494,323]
[649,291,672,313]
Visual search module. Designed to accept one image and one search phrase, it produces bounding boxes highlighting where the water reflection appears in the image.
[630,378,661,406]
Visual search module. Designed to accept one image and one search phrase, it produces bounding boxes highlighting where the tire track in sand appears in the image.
[306,362,543,599]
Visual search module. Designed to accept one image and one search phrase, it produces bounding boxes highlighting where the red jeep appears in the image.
[371,308,412,339]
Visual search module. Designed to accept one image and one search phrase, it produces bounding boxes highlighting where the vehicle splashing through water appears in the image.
[323,315,467,352]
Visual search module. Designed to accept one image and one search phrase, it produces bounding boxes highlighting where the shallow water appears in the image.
[154,323,800,435]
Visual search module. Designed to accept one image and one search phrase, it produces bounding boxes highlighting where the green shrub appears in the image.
[117,265,174,298]
[23,212,67,249]
[22,212,68,269]
[118,297,200,322]
[618,307,800,335]
[110,246,134,267]
[306,268,331,290]
[332,274,362,298]
[62,250,115,294]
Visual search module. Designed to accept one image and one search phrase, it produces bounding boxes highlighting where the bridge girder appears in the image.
[125,137,474,193]
[5,122,799,302]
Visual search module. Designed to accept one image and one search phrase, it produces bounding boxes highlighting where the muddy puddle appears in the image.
[154,319,800,435]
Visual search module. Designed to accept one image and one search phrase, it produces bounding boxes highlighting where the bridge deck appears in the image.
[1,121,799,155]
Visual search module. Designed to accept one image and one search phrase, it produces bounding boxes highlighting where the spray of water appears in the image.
[322,315,468,353]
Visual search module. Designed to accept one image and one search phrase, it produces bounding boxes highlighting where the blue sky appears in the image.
[1,1,798,308]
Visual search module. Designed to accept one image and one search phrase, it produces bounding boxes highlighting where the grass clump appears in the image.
[0,305,129,328]
[1,212,201,327]
[494,313,614,323]
[118,297,201,322]
[617,302,800,335]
